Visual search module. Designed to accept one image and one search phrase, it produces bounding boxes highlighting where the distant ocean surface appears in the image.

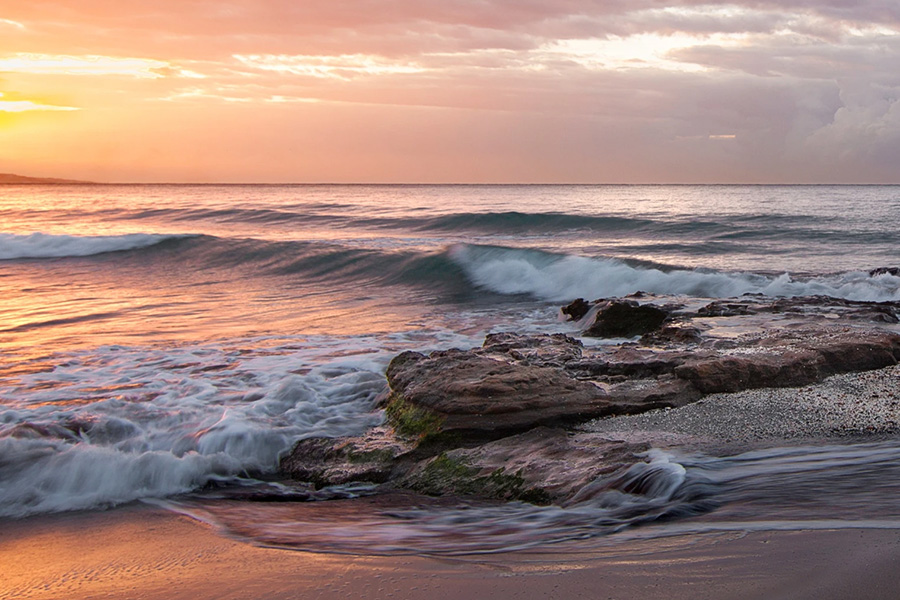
[2,184,900,552]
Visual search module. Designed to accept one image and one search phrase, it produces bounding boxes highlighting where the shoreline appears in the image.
[5,365,900,597]
[5,306,900,597]
[3,503,900,600]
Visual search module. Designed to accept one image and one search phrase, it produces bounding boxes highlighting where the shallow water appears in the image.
[165,441,900,555]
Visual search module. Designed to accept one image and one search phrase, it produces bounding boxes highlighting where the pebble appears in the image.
[585,364,900,452]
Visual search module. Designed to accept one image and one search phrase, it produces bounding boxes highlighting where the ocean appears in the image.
[2,184,900,553]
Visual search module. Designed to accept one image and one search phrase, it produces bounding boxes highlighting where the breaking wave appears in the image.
[6,231,898,303]
[0,232,190,260]
[449,244,900,303]
[0,337,392,518]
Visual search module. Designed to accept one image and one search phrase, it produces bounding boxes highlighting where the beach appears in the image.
[4,0,900,591]
[5,503,900,600]
[6,362,900,599]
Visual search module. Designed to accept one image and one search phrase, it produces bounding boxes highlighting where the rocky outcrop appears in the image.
[581,299,671,338]
[675,327,900,393]
[400,428,649,503]
[696,295,900,323]
[280,294,900,505]
[383,349,611,435]
[481,332,585,366]
[383,329,711,438]
[560,298,592,322]
[280,427,417,488]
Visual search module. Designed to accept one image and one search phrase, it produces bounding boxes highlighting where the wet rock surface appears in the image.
[280,427,416,488]
[582,299,670,337]
[399,427,650,503]
[281,294,900,504]
[383,346,612,435]
[674,327,900,393]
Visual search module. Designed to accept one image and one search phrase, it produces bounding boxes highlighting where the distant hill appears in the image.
[0,173,94,184]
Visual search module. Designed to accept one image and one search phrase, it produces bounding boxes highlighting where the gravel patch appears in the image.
[585,364,900,452]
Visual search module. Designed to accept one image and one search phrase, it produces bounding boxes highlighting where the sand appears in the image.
[3,503,900,600]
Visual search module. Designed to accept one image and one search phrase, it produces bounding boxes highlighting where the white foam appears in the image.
[0,338,393,517]
[0,326,493,518]
[0,232,185,259]
[0,437,245,517]
[450,245,900,302]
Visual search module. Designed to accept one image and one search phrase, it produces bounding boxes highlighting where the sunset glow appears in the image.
[1,2,899,182]
[0,54,189,78]
[0,92,78,113]
[4,5,900,593]
[234,54,427,79]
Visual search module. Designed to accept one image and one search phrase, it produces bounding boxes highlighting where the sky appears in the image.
[1,1,899,183]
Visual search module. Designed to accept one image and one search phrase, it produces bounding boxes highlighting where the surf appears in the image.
[0,232,192,260]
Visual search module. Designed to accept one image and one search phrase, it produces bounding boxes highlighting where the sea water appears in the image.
[2,184,900,552]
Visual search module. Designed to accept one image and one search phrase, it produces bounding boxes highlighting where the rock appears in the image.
[281,425,654,502]
[400,428,649,503]
[674,328,900,393]
[481,332,583,366]
[280,427,416,488]
[604,376,702,412]
[566,347,692,379]
[674,351,822,393]
[281,294,900,506]
[870,267,900,277]
[811,331,900,374]
[640,325,704,345]
[561,298,592,321]
[383,333,706,441]
[695,295,900,323]
[697,301,757,317]
[384,349,613,435]
[583,300,669,338]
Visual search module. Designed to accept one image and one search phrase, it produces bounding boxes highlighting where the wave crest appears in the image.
[449,244,900,302]
[0,232,189,260]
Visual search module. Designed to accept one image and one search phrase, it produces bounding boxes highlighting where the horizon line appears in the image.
[5,180,900,187]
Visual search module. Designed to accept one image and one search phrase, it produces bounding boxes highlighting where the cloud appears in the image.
[0,53,207,79]
[802,80,900,169]
[2,0,899,182]
[669,26,900,82]
[0,18,26,30]
[233,54,426,79]
[3,1,894,59]
[0,91,78,112]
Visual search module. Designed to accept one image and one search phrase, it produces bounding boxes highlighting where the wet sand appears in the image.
[3,503,900,600]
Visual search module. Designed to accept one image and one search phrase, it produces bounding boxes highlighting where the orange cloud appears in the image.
[0,18,26,30]
[0,1,898,183]
[0,92,77,112]
[0,53,202,79]
[234,54,426,79]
